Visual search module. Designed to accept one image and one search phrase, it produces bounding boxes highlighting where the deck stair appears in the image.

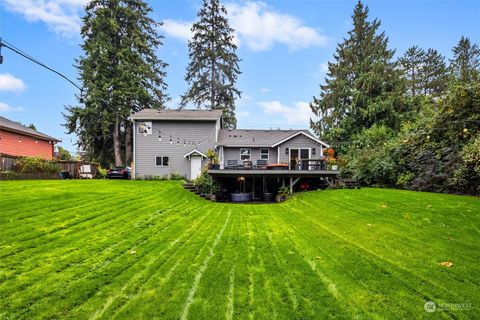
[183,182,206,197]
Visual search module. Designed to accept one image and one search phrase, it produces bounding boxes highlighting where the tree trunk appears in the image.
[113,115,123,166]
[125,121,132,166]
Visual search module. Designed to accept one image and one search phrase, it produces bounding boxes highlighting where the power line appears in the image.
[0,38,83,92]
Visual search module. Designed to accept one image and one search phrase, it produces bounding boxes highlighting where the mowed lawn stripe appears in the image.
[0,193,195,288]
[291,191,480,298]
[1,206,202,317]
[280,194,474,318]
[81,206,224,319]
[109,207,229,320]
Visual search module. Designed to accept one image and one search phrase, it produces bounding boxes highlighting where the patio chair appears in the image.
[79,164,93,179]
[255,159,267,169]
[226,160,239,169]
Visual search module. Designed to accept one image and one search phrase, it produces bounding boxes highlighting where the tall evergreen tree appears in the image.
[180,0,241,128]
[449,36,480,83]
[64,0,168,165]
[310,1,404,146]
[421,48,448,96]
[399,45,425,96]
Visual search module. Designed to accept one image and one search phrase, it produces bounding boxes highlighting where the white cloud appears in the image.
[2,0,86,37]
[0,102,24,112]
[227,2,327,51]
[161,19,192,42]
[258,100,316,125]
[162,1,327,51]
[259,88,271,93]
[0,73,27,92]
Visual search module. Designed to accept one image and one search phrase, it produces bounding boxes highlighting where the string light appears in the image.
[169,135,173,144]
[183,139,186,147]
[158,134,162,142]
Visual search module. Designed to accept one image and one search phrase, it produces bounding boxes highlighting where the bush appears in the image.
[169,172,186,181]
[193,170,219,195]
[96,167,107,179]
[139,175,168,181]
[14,157,61,174]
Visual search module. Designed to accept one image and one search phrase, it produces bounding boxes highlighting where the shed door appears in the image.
[190,155,202,180]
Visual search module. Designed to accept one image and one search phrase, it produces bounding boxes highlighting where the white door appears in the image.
[190,156,202,180]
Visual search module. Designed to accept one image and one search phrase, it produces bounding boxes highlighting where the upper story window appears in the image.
[138,121,152,135]
[155,156,169,166]
[240,148,251,161]
[260,148,269,160]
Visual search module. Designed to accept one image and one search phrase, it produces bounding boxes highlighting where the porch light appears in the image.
[169,135,173,144]
[158,134,162,142]
[183,139,186,147]
[285,148,289,154]
[176,138,180,146]
[239,176,245,181]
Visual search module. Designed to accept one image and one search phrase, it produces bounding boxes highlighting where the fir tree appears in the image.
[310,1,404,147]
[64,0,168,165]
[399,46,425,96]
[421,48,448,96]
[180,0,241,128]
[449,36,480,83]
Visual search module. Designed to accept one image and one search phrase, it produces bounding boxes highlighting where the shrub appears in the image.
[193,170,219,195]
[169,172,186,181]
[96,167,107,179]
[14,157,61,174]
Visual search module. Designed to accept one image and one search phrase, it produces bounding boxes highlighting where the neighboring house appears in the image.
[0,116,60,160]
[130,109,335,188]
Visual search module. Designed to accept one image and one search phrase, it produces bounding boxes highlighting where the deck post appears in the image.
[289,177,293,194]
[252,177,255,198]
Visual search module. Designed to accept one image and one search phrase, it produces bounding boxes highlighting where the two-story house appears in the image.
[130,109,338,197]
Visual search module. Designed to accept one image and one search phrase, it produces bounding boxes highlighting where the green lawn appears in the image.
[0,180,479,319]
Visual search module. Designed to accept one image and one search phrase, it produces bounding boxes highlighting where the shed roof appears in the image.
[218,129,328,147]
[0,116,61,142]
[129,108,223,121]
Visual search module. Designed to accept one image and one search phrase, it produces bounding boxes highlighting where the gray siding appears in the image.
[278,134,323,163]
[223,147,278,165]
[134,120,217,180]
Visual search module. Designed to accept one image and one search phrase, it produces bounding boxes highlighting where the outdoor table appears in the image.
[265,163,289,170]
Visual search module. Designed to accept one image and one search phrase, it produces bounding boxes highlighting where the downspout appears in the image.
[132,120,136,180]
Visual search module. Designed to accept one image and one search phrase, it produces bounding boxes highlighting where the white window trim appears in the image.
[260,148,269,160]
[155,156,170,167]
[240,148,251,161]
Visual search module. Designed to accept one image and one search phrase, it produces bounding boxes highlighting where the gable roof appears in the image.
[271,131,329,147]
[0,116,60,142]
[184,149,208,159]
[218,129,329,147]
[129,108,223,121]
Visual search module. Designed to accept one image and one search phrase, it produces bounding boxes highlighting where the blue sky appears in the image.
[0,0,479,153]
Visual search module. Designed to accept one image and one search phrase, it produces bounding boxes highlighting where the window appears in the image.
[155,156,169,166]
[138,121,152,135]
[260,148,269,160]
[240,148,251,161]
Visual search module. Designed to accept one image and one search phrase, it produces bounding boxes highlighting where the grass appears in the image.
[0,180,479,319]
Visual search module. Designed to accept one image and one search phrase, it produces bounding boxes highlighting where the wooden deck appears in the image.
[208,169,340,177]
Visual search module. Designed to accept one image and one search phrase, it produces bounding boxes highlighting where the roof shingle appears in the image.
[129,108,222,120]
[218,129,321,147]
[0,116,60,142]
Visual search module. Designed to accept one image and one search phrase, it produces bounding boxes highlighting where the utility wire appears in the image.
[0,38,83,92]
